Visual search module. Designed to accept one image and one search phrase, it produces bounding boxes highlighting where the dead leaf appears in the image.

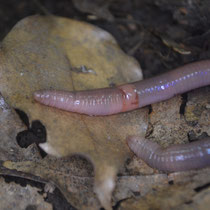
[185,87,210,126]
[0,177,52,210]
[4,157,98,209]
[0,15,145,209]
[160,35,191,55]
[0,93,27,161]
[118,168,210,210]
[72,0,114,21]
[148,87,210,147]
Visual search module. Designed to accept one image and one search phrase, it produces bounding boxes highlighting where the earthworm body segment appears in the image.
[34,60,210,172]
[34,60,210,116]
[127,136,210,172]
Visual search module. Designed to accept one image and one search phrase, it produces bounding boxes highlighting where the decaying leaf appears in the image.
[4,157,98,209]
[0,177,52,210]
[72,0,114,21]
[118,168,210,210]
[161,36,191,55]
[0,15,145,209]
[149,88,210,146]
[0,93,27,161]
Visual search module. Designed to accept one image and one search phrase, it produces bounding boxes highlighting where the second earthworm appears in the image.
[126,136,210,172]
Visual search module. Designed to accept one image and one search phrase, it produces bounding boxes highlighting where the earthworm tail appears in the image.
[34,60,210,115]
[126,136,210,172]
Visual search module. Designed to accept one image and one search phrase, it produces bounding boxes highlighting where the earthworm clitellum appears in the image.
[34,59,210,172]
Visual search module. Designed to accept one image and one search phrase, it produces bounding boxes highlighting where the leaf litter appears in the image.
[0,15,210,209]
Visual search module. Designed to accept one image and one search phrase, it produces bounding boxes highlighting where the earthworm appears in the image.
[127,136,210,172]
[34,60,210,115]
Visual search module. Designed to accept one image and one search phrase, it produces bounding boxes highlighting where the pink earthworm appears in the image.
[127,136,210,172]
[34,60,210,116]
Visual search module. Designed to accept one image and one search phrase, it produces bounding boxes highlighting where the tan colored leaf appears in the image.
[118,168,210,210]
[0,15,145,209]
[4,157,98,209]
[0,93,27,161]
[0,177,52,210]
[149,88,210,147]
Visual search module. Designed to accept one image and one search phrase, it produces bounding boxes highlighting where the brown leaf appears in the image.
[149,88,210,146]
[118,168,210,210]
[4,157,98,209]
[0,93,27,161]
[72,0,114,21]
[0,15,145,209]
[0,177,52,210]
[161,36,191,55]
